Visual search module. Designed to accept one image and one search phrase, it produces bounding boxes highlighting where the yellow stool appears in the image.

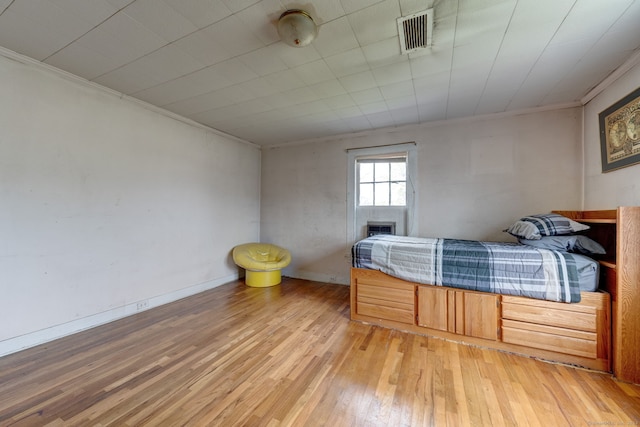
[232,243,291,287]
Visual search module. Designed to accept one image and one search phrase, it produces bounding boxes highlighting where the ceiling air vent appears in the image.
[397,8,433,55]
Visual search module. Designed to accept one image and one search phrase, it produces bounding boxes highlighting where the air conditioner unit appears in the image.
[366,221,396,237]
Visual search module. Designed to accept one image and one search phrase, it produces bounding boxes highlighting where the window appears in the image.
[357,157,406,206]
[347,142,417,245]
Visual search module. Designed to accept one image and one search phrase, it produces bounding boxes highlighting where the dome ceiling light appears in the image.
[277,9,317,48]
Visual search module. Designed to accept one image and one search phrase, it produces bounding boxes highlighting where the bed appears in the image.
[352,235,600,303]
[350,212,616,372]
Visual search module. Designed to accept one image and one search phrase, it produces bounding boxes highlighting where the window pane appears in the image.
[390,182,406,206]
[359,183,373,205]
[374,163,389,182]
[374,182,389,206]
[359,163,373,183]
[390,162,406,181]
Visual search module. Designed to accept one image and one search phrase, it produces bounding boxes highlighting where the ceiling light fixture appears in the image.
[277,9,317,48]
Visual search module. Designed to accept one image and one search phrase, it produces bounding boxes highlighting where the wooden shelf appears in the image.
[598,260,616,270]
[579,218,617,224]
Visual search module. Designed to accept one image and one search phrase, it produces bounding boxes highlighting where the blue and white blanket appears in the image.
[352,235,582,303]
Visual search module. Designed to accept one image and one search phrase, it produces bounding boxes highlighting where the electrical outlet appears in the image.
[136,300,149,311]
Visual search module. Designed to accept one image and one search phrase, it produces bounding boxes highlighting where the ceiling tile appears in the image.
[264,69,307,91]
[45,42,120,80]
[391,106,419,125]
[313,16,360,57]
[340,0,385,14]
[163,90,235,116]
[163,0,233,29]
[105,0,136,8]
[348,0,401,46]
[307,0,346,24]
[128,44,205,84]
[209,58,260,85]
[0,10,70,60]
[90,12,168,60]
[235,77,280,98]
[358,101,388,115]
[238,44,289,76]
[122,0,198,43]
[362,37,405,69]
[221,0,261,13]
[385,95,417,109]
[273,42,322,68]
[418,101,447,122]
[365,110,395,127]
[9,0,103,41]
[475,59,533,114]
[325,94,357,109]
[309,79,347,99]
[324,47,369,77]
[339,70,377,92]
[278,87,322,106]
[551,0,634,46]
[293,59,336,85]
[453,1,515,47]
[380,80,414,100]
[409,49,453,78]
[48,0,118,28]
[93,66,164,95]
[206,15,265,57]
[351,87,384,104]
[170,28,234,66]
[371,61,412,86]
[413,72,450,105]
[235,0,282,44]
[132,77,205,107]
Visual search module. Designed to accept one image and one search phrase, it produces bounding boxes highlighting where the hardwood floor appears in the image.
[1,278,639,426]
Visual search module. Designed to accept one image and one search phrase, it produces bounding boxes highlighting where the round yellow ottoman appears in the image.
[232,243,291,287]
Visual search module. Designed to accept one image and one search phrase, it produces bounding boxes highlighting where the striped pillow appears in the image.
[505,213,590,240]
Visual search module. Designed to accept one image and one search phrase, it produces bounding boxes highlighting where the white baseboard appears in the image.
[0,274,239,357]
[286,270,350,286]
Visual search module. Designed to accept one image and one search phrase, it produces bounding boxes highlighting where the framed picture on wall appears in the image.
[599,86,640,172]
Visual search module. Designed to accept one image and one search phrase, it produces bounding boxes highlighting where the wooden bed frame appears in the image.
[350,207,640,382]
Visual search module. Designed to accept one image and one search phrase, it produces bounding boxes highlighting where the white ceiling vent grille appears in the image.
[397,8,433,54]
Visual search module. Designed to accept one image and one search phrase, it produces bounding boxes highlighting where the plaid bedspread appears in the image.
[352,235,581,303]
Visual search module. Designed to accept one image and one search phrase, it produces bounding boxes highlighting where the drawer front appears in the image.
[357,301,414,324]
[356,282,415,324]
[502,302,596,332]
[502,324,596,359]
[358,283,414,305]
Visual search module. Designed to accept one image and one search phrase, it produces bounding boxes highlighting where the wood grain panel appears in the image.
[462,292,500,341]
[502,319,596,341]
[357,301,414,324]
[616,206,640,383]
[417,286,449,331]
[357,282,413,304]
[502,326,596,359]
[502,302,596,332]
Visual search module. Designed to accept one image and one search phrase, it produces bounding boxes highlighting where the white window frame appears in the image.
[347,143,418,246]
[357,156,407,207]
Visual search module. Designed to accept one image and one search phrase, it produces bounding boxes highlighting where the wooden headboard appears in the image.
[554,207,640,384]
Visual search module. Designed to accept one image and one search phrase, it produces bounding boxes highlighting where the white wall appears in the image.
[0,53,261,355]
[261,108,583,285]
[583,60,640,208]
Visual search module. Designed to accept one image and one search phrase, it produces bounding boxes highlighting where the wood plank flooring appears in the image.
[1,278,639,426]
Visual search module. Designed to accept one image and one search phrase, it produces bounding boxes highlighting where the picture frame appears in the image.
[599,86,640,173]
